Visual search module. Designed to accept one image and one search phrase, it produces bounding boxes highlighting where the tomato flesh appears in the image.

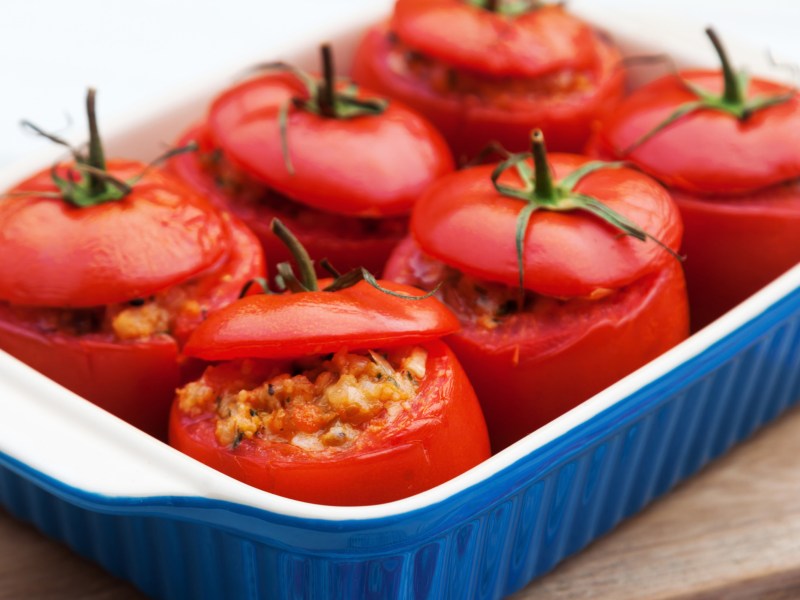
[169,340,490,505]
[385,236,689,450]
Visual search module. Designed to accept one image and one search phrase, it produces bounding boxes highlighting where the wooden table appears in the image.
[4,406,800,599]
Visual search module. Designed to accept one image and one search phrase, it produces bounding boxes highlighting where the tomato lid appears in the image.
[391,0,596,78]
[184,279,460,360]
[597,71,800,195]
[0,160,227,307]
[207,71,453,218]
[412,155,682,298]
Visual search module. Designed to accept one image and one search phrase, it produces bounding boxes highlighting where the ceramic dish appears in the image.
[1,3,799,598]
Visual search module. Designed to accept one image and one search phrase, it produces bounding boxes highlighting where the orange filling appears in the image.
[177,347,428,450]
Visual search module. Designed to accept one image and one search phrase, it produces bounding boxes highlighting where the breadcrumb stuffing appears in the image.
[175,347,428,450]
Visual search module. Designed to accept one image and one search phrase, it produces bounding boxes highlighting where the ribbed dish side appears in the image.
[0,290,798,600]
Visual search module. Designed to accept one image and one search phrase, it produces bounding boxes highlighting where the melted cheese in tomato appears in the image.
[176,347,428,450]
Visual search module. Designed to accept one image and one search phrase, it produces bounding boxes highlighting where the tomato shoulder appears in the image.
[411,156,682,297]
[207,73,454,217]
[0,160,227,307]
[596,71,800,194]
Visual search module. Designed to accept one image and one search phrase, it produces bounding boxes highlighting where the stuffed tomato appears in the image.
[352,0,625,162]
[0,91,265,438]
[384,131,689,450]
[590,29,800,330]
[170,45,453,278]
[170,220,490,505]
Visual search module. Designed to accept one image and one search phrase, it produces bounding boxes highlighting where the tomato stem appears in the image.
[318,44,336,118]
[86,88,107,196]
[531,130,556,201]
[271,219,318,291]
[705,27,743,105]
[485,0,499,12]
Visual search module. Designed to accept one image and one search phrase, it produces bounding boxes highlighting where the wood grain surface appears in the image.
[3,406,800,599]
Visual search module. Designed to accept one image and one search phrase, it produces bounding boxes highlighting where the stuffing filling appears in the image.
[177,346,428,450]
[199,146,407,239]
[406,249,614,330]
[7,283,210,342]
[387,36,594,103]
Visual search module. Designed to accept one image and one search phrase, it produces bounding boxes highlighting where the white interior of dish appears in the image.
[0,0,797,521]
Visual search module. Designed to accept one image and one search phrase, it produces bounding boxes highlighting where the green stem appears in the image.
[318,44,336,118]
[86,88,107,195]
[705,27,743,105]
[271,219,318,291]
[531,130,556,201]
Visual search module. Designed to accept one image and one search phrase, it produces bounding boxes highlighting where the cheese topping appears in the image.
[176,346,428,450]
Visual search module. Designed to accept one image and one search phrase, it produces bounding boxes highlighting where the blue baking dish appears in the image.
[1,3,798,598]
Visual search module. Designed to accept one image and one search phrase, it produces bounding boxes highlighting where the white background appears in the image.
[0,0,798,168]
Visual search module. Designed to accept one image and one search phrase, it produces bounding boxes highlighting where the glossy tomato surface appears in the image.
[0,303,179,439]
[0,162,266,438]
[169,125,408,278]
[184,278,460,361]
[592,71,800,329]
[0,161,227,308]
[170,339,490,505]
[385,236,689,451]
[206,71,454,217]
[672,184,800,329]
[391,1,597,78]
[352,16,624,160]
[593,71,800,195]
[411,157,682,298]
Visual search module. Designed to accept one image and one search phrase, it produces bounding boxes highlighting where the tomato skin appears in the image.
[169,339,490,505]
[591,71,800,329]
[391,1,596,78]
[185,279,460,361]
[0,161,266,437]
[169,125,407,278]
[207,72,454,218]
[0,161,227,308]
[593,71,800,195]
[0,304,179,439]
[351,20,625,159]
[411,157,682,297]
[672,184,800,329]
[385,236,689,451]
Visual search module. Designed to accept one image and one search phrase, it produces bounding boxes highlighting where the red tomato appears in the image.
[184,279,460,360]
[352,2,625,160]
[171,275,489,505]
[171,340,487,506]
[591,32,800,329]
[206,71,454,218]
[0,160,266,438]
[385,237,688,450]
[412,158,681,298]
[169,124,408,278]
[384,143,688,450]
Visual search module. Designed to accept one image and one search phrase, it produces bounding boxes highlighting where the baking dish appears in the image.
[1,2,799,598]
